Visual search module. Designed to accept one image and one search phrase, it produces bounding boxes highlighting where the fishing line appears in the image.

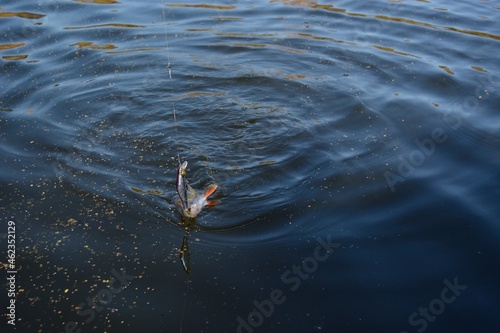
[161,0,230,187]
[160,2,172,80]
[159,2,190,332]
[160,0,180,166]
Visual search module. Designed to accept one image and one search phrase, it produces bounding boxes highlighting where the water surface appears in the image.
[1,0,499,332]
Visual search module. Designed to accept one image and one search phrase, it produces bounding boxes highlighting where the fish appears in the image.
[175,160,221,218]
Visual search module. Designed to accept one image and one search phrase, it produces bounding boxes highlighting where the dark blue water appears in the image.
[1,0,499,332]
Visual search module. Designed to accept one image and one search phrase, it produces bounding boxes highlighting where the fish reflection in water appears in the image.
[180,230,191,274]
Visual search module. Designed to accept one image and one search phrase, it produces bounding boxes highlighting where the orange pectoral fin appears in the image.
[206,200,221,207]
[203,184,218,198]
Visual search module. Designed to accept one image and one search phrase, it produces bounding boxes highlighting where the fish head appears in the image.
[184,195,207,218]
[179,161,187,176]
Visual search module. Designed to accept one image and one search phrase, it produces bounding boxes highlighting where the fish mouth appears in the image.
[184,209,197,218]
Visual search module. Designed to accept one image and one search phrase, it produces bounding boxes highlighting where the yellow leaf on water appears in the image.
[0,43,25,51]
[0,11,45,19]
[2,54,28,61]
[471,65,488,73]
[438,65,455,75]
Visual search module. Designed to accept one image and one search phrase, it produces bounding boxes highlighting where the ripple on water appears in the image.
[2,0,500,332]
